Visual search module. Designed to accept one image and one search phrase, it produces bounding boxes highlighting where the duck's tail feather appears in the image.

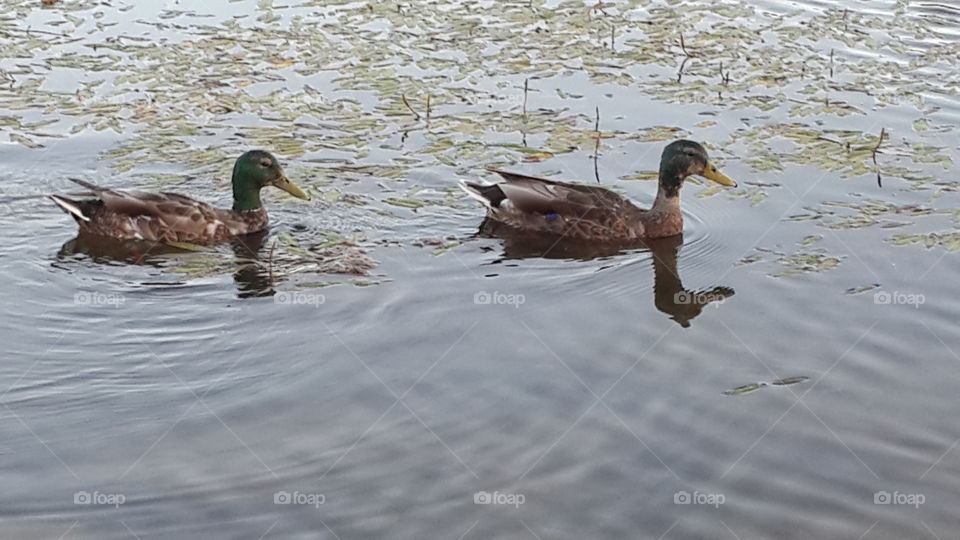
[49,194,91,222]
[458,180,506,209]
[67,177,105,194]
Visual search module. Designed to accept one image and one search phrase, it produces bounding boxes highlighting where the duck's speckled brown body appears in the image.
[54,179,269,244]
[49,150,309,246]
[460,140,736,241]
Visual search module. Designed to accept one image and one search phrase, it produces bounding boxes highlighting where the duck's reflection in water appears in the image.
[56,230,279,298]
[57,232,183,266]
[647,234,733,328]
[228,230,276,298]
[479,219,733,327]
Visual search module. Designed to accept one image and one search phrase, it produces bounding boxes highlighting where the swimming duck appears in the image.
[459,140,736,241]
[49,150,310,246]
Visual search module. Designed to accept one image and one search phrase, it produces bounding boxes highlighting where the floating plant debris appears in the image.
[724,375,809,396]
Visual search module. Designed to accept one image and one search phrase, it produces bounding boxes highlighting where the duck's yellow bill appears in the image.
[273,175,311,200]
[701,162,737,187]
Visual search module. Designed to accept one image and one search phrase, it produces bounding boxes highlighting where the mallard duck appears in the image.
[49,150,310,246]
[459,140,736,240]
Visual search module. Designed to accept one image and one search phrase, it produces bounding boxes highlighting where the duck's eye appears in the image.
[259,159,272,168]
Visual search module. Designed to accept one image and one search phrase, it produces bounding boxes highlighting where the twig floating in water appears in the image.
[588,2,610,20]
[873,127,886,187]
[872,127,886,163]
[401,93,420,121]
[521,79,529,147]
[815,135,844,146]
[680,33,695,57]
[522,78,528,118]
[19,25,65,36]
[426,94,431,123]
[593,106,601,183]
[268,239,277,282]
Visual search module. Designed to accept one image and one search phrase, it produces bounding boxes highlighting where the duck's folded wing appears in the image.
[66,178,228,241]
[487,169,631,215]
[69,178,214,222]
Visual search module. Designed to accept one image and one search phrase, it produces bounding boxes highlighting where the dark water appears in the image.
[2,0,960,538]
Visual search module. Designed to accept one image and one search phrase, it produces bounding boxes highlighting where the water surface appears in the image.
[2,0,959,538]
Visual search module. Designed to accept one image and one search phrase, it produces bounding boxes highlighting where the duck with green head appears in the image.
[49,150,310,245]
[459,140,736,241]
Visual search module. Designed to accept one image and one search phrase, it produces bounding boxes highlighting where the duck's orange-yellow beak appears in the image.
[701,162,737,187]
[272,174,310,200]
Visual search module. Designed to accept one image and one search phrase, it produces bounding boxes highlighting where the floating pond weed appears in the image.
[3,0,959,286]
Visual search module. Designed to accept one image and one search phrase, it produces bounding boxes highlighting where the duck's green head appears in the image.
[658,140,736,198]
[232,150,311,212]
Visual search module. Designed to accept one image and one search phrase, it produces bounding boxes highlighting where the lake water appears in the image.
[2,0,959,538]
